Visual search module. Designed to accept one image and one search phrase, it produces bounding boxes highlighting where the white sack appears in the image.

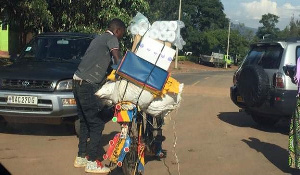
[146,83,184,117]
[95,80,154,110]
[94,81,116,106]
[117,79,154,110]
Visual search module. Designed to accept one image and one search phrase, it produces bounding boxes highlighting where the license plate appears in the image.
[237,96,244,102]
[7,95,38,105]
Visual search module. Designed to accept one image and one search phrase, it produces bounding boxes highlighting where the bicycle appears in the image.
[103,102,165,175]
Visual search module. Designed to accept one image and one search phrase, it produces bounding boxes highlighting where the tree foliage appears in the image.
[1,0,53,45]
[1,0,149,49]
[256,13,280,39]
[1,0,252,60]
[278,15,300,38]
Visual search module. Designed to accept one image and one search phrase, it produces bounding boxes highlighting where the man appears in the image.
[72,18,125,174]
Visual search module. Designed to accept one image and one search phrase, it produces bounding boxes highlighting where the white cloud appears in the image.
[279,3,300,19]
[241,0,278,20]
[239,0,300,29]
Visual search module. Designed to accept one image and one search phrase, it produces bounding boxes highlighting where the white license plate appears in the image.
[7,95,38,105]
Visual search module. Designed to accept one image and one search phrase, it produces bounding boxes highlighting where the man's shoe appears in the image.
[85,160,111,174]
[74,156,88,168]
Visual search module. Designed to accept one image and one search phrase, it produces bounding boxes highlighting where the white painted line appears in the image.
[192,81,200,86]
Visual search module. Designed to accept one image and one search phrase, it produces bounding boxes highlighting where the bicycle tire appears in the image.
[122,112,143,175]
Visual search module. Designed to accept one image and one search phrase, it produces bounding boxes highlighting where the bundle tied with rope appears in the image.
[95,12,184,118]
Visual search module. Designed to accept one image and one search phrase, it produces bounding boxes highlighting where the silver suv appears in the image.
[230,39,300,126]
[0,32,95,134]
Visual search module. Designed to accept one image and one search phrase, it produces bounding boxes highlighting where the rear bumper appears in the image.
[230,85,297,117]
[0,90,77,118]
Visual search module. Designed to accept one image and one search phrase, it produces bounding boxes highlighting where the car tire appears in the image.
[237,65,269,107]
[0,118,7,131]
[251,113,279,126]
[74,118,80,137]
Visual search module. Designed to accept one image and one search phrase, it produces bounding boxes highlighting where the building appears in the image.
[0,22,9,56]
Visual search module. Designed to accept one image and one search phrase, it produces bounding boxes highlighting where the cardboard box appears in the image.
[135,36,176,70]
[131,35,171,52]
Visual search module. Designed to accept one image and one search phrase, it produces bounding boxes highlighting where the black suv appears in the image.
[230,40,300,126]
[0,32,96,133]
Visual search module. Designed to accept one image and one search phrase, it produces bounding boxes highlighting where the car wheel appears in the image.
[0,116,8,131]
[237,65,269,107]
[74,118,80,137]
[251,113,279,126]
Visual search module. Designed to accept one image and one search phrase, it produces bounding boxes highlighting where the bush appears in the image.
[177,55,199,63]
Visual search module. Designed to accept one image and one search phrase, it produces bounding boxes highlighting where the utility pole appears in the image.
[225,21,231,69]
[175,0,182,69]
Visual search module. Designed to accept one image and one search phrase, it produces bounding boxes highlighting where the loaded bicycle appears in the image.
[103,102,165,175]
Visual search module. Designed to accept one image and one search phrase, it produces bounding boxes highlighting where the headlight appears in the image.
[56,79,73,91]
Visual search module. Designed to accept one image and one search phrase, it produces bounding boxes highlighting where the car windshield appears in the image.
[243,45,283,69]
[21,36,92,62]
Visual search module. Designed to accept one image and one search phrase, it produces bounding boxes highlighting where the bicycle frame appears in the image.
[103,102,164,174]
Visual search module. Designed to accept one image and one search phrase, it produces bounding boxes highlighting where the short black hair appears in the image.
[108,18,126,31]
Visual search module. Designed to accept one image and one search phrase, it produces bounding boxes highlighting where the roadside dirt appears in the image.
[169,60,238,74]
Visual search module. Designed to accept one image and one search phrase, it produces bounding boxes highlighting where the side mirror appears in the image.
[283,65,296,77]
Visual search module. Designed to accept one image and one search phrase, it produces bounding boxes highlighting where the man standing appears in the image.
[72,18,125,174]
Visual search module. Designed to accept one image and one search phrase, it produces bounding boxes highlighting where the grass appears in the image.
[177,55,199,63]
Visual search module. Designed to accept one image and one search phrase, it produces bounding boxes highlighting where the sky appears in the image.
[221,0,300,30]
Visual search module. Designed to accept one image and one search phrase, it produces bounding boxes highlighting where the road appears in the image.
[0,70,298,175]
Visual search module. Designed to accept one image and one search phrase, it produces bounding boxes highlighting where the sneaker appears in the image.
[85,160,111,174]
[74,156,88,168]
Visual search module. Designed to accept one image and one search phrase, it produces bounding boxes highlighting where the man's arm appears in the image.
[111,49,121,65]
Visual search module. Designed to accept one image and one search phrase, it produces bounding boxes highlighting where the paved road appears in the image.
[0,70,298,175]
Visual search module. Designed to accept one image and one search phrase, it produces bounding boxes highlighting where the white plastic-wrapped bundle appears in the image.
[148,29,160,39]
[167,21,178,31]
[151,21,160,30]
[166,31,176,42]
[145,83,184,117]
[159,21,169,31]
[146,20,186,50]
[129,25,139,35]
[128,12,151,36]
[159,30,168,41]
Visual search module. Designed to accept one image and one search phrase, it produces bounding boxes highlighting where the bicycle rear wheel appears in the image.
[122,112,143,175]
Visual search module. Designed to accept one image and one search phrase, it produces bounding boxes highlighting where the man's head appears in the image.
[108,18,126,40]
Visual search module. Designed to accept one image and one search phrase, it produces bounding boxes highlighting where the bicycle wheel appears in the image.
[122,112,143,175]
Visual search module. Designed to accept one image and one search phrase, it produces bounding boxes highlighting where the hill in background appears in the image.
[231,23,257,39]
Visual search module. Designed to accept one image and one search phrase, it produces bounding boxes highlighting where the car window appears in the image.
[21,36,92,62]
[243,45,283,69]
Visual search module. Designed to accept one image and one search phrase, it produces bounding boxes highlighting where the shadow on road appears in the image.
[217,112,289,135]
[242,137,300,175]
[0,121,76,136]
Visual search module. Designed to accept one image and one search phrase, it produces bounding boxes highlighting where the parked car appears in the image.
[0,32,96,134]
[230,39,300,126]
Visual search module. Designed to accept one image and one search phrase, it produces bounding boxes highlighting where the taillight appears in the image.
[274,72,285,88]
[233,73,237,85]
[233,71,240,85]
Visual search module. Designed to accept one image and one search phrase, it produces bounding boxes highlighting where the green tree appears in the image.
[278,15,300,38]
[1,0,53,46]
[1,0,150,51]
[256,13,280,39]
